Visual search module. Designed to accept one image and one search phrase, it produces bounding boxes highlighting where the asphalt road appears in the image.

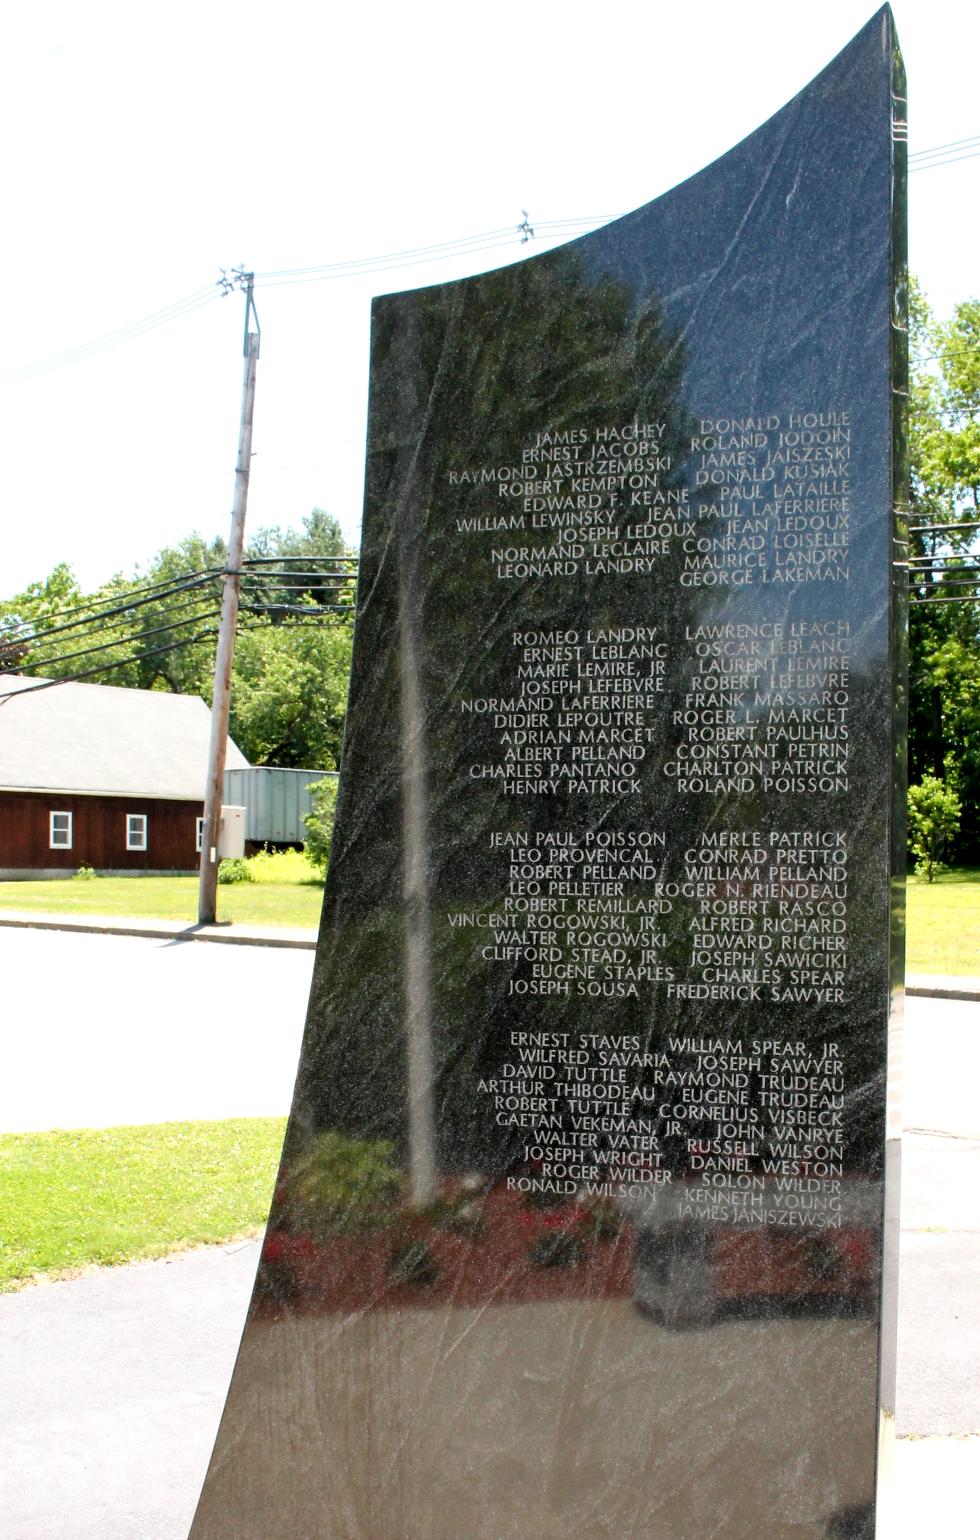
[2,925,977,1138]
[0,928,977,1539]
[0,926,312,1131]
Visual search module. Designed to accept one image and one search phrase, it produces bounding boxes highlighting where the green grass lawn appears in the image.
[906,867,980,976]
[0,870,974,1291]
[0,855,977,969]
[0,1119,287,1291]
[0,848,324,929]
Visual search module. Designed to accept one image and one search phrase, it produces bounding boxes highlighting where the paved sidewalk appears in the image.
[0,922,976,1535]
[1,908,977,998]
[2,1133,977,1540]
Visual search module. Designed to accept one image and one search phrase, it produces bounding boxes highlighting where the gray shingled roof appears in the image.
[0,677,249,800]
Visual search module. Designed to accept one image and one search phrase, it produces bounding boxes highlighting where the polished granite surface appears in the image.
[190,9,907,1537]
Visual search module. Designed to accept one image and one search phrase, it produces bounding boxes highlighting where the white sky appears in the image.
[1,0,977,594]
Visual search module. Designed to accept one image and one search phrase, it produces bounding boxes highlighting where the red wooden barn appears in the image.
[0,676,249,875]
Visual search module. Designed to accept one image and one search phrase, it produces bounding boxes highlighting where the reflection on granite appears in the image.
[190,8,906,1537]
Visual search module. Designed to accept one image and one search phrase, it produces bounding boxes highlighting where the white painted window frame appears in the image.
[49,810,73,849]
[126,812,148,851]
[195,815,205,853]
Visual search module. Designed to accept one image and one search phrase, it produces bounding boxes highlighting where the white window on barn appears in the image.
[126,813,148,851]
[196,816,204,853]
[49,811,73,849]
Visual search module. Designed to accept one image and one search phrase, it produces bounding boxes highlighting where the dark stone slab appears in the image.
[190,9,907,1536]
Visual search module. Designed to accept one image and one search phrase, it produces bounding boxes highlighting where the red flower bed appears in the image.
[256,1186,635,1318]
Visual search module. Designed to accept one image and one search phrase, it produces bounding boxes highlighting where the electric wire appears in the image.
[909,521,980,534]
[0,627,225,701]
[1,150,974,382]
[3,600,223,672]
[909,133,980,160]
[241,604,355,617]
[0,289,220,385]
[252,218,615,284]
[0,567,221,631]
[1,561,357,654]
[2,581,355,676]
[0,573,222,645]
[910,594,980,604]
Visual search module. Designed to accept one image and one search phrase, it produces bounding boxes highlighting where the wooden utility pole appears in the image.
[198,271,260,925]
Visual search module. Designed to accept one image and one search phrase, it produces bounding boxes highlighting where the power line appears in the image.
[910,150,980,173]
[0,221,609,382]
[1,148,975,386]
[909,133,980,173]
[252,218,615,286]
[0,559,356,653]
[241,603,356,618]
[4,600,222,673]
[0,566,221,628]
[909,521,980,533]
[910,133,980,160]
[254,223,613,292]
[907,592,980,604]
[0,572,221,644]
[0,288,219,385]
[0,627,224,701]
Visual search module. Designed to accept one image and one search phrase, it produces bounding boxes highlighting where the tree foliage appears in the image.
[908,281,980,861]
[230,622,351,769]
[0,510,355,771]
[302,776,339,872]
[907,775,962,883]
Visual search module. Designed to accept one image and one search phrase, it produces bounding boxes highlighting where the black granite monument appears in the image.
[191,10,907,1537]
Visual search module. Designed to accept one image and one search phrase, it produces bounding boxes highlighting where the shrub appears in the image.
[73,864,97,881]
[285,1131,404,1236]
[908,775,962,882]
[303,777,339,873]
[217,857,254,884]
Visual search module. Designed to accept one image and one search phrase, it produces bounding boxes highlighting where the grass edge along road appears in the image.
[0,849,324,930]
[0,870,976,1291]
[0,1118,286,1292]
[0,860,977,974]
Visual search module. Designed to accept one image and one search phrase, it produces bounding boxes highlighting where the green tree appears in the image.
[228,617,352,768]
[303,776,339,872]
[127,534,226,696]
[0,563,141,685]
[907,775,962,882]
[0,513,356,771]
[229,509,355,766]
[908,281,980,859]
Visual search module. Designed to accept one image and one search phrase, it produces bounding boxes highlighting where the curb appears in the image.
[0,911,317,951]
[0,912,976,996]
[904,976,980,1004]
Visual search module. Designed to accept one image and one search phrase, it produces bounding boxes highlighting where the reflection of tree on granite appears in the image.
[396,251,703,1185]
[252,1132,636,1318]
[275,218,894,1233]
[286,246,702,1193]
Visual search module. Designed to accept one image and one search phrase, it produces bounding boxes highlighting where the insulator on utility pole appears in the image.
[198,272,260,925]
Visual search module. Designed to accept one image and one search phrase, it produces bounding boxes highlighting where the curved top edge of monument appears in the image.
[372,4,898,309]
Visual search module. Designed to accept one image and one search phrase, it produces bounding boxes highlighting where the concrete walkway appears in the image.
[1,1149,977,1540]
